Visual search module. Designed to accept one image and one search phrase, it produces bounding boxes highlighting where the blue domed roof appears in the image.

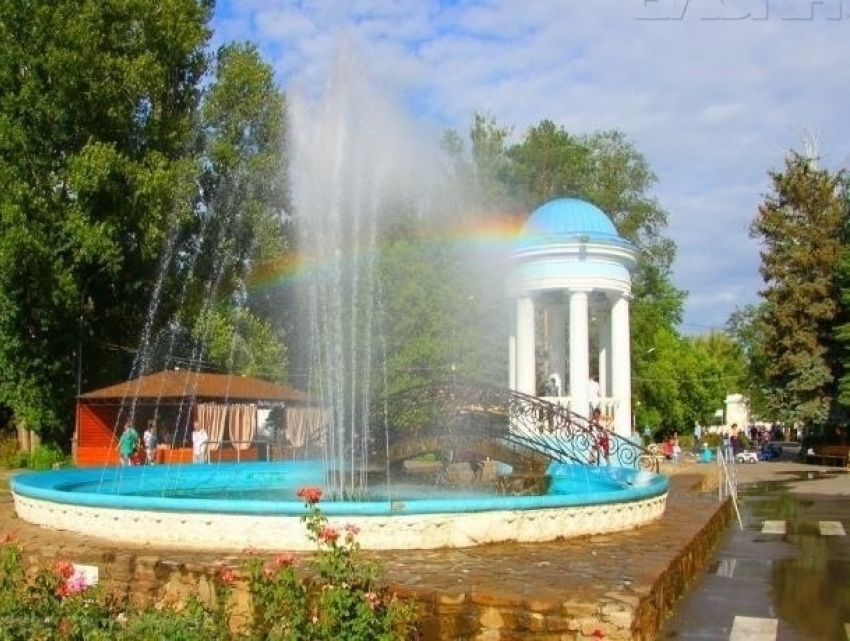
[522,198,618,239]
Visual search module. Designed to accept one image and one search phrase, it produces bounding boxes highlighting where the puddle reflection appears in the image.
[772,556,850,640]
[740,475,850,639]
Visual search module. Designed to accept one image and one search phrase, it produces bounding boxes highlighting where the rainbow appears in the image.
[248,214,525,294]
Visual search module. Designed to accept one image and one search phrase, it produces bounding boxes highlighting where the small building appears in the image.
[74,370,325,466]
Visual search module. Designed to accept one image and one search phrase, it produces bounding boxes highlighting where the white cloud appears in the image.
[211,0,850,333]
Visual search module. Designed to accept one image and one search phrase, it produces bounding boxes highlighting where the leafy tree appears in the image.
[749,151,847,427]
[506,119,589,205]
[150,42,290,381]
[682,332,746,426]
[441,112,517,215]
[726,302,772,419]
[193,306,287,381]
[634,327,686,432]
[0,0,213,439]
[831,174,850,413]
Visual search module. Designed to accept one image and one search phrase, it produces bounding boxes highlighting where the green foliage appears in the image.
[634,329,745,433]
[832,173,850,411]
[441,112,518,213]
[0,431,26,468]
[0,0,213,439]
[506,119,590,205]
[117,596,229,641]
[0,544,121,639]
[27,444,69,470]
[726,303,773,419]
[192,41,290,307]
[748,151,848,426]
[242,488,417,640]
[193,306,288,382]
[0,8,293,446]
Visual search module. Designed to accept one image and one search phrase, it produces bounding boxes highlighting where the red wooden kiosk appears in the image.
[73,370,315,467]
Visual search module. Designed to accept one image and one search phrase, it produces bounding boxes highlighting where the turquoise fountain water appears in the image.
[11,460,667,550]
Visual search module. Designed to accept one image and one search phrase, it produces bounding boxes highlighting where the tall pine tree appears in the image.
[749,151,848,427]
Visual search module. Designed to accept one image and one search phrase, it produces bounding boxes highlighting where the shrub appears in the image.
[27,443,68,470]
[0,537,121,639]
[0,431,26,468]
[243,485,417,640]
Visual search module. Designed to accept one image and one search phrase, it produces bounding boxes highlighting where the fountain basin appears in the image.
[11,461,668,550]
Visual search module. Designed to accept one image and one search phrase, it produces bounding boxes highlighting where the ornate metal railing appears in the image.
[506,390,660,472]
[374,382,660,473]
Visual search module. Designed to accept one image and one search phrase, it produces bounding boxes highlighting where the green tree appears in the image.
[193,306,287,381]
[683,332,746,426]
[506,119,589,205]
[441,112,517,215]
[831,174,850,412]
[0,0,212,439]
[749,151,847,427]
[161,43,290,381]
[726,302,773,420]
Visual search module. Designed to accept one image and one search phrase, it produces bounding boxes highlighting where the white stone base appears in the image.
[12,492,667,551]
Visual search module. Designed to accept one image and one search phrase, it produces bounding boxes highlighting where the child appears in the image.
[143,421,158,465]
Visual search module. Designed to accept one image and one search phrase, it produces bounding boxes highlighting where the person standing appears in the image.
[143,421,158,465]
[192,420,209,464]
[588,375,601,414]
[588,408,610,465]
[118,423,140,466]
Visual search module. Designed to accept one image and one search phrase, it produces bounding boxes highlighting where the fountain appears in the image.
[10,44,668,551]
[11,385,668,550]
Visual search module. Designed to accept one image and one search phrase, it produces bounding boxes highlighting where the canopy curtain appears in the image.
[285,407,330,448]
[197,403,227,451]
[227,403,257,450]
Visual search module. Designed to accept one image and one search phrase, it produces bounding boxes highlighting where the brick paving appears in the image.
[0,463,730,639]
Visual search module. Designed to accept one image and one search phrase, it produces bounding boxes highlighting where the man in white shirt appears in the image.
[192,420,209,464]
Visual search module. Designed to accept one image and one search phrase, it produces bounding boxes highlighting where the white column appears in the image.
[597,310,611,404]
[515,296,536,395]
[508,309,517,391]
[549,302,566,395]
[611,294,631,437]
[568,289,590,416]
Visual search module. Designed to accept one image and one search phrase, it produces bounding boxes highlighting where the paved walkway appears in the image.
[661,457,850,640]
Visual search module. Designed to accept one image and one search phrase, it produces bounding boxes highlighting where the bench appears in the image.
[806,445,850,467]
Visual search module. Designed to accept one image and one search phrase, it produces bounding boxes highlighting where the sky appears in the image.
[211,0,850,334]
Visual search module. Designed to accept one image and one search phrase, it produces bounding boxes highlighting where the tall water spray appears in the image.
[289,48,446,497]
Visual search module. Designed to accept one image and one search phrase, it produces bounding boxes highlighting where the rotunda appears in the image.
[507,197,637,436]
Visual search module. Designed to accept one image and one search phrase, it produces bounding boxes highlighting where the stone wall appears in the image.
[14,499,731,639]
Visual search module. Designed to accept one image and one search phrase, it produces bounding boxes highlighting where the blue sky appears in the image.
[211,0,850,333]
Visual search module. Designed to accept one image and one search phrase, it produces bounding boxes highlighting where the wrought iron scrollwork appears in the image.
[373,382,660,473]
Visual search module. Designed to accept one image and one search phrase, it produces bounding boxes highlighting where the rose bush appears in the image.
[0,486,418,640]
[243,486,417,640]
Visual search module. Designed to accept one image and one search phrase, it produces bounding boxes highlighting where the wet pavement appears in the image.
[659,458,850,640]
